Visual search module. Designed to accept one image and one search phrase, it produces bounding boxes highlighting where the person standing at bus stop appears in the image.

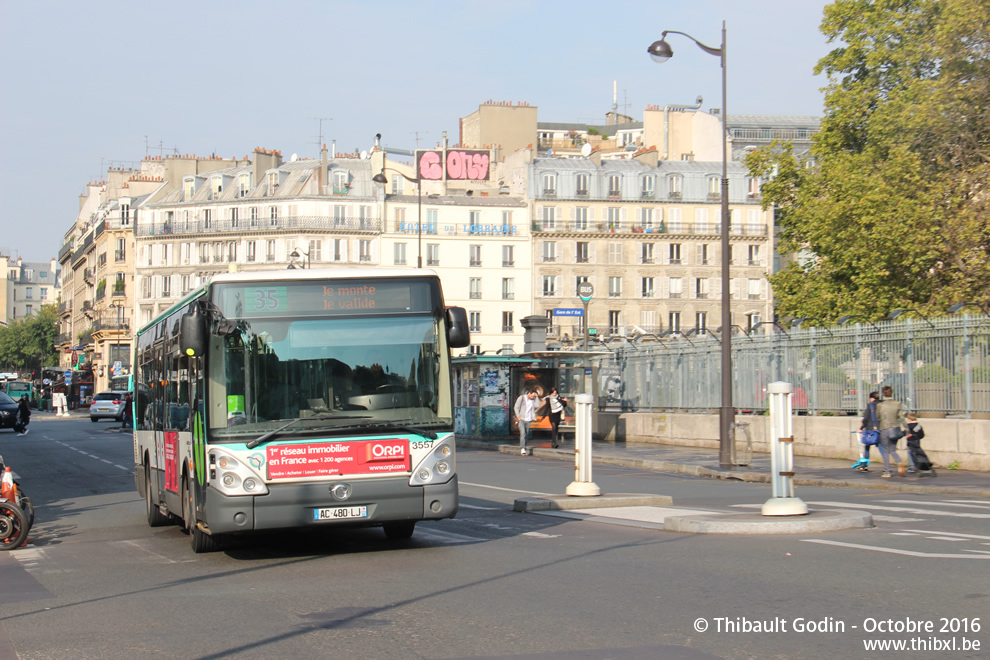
[543,388,568,448]
[513,389,539,456]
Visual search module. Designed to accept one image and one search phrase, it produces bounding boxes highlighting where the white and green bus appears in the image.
[133,268,470,552]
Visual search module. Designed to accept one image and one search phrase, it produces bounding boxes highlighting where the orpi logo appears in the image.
[366,440,407,462]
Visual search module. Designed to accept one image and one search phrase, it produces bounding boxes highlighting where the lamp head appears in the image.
[836,315,855,326]
[290,249,300,259]
[947,303,967,314]
[887,309,908,321]
[647,37,673,63]
[791,317,807,328]
[371,172,388,185]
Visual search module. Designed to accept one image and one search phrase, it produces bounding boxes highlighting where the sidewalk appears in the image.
[457,437,990,498]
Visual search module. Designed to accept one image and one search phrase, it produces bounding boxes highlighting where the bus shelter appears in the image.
[452,352,602,442]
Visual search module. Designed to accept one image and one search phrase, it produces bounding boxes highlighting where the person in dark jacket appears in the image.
[14,396,31,436]
[853,391,880,471]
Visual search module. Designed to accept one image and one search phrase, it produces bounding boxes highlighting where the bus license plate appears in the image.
[313,506,368,521]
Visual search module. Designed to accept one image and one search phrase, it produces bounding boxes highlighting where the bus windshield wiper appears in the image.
[344,420,438,440]
[245,415,370,449]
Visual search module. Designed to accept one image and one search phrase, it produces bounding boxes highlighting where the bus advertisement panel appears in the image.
[133,268,469,553]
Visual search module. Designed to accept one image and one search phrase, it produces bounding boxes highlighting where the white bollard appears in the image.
[566,394,600,496]
[761,381,808,516]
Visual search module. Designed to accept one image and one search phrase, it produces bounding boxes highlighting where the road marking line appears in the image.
[114,465,129,470]
[114,540,183,563]
[891,532,920,536]
[100,459,112,464]
[522,531,561,538]
[460,481,552,496]
[947,499,990,505]
[459,503,499,510]
[883,499,990,510]
[961,549,990,555]
[901,529,990,541]
[414,528,485,544]
[926,536,967,542]
[808,501,990,519]
[802,539,990,559]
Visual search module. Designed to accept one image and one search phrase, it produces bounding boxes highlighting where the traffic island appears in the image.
[514,493,673,512]
[663,509,873,534]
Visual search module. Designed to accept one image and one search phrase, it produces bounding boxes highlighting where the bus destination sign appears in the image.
[217,280,433,319]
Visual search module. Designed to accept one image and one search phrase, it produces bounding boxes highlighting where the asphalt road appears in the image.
[0,417,987,659]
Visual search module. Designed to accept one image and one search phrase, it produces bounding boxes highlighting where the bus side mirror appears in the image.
[180,307,208,357]
[446,306,470,348]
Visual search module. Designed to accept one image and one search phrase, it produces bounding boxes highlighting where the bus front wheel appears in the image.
[145,466,169,528]
[383,522,415,540]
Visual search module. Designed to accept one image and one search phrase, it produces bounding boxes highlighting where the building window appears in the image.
[748,245,760,266]
[332,239,344,262]
[502,278,514,300]
[576,242,589,263]
[699,244,709,265]
[230,207,238,228]
[394,207,406,226]
[667,208,682,233]
[239,174,250,197]
[641,175,655,197]
[468,211,481,227]
[309,240,322,263]
[247,241,256,262]
[394,243,407,266]
[470,278,482,299]
[120,203,130,226]
[746,312,761,332]
[203,208,212,229]
[501,210,513,228]
[543,275,558,297]
[181,274,191,294]
[608,243,622,264]
[266,240,276,262]
[608,276,622,298]
[542,206,556,230]
[575,206,589,231]
[608,174,620,197]
[668,175,683,198]
[213,242,223,263]
[333,170,348,192]
[543,173,556,196]
[696,311,708,333]
[469,312,481,333]
[359,240,372,262]
[640,207,655,231]
[227,241,237,262]
[502,245,514,267]
[267,171,279,195]
[250,207,258,227]
[576,173,589,196]
[543,241,556,262]
[162,275,171,298]
[608,311,621,336]
[669,243,682,264]
[641,243,654,264]
[748,278,762,299]
[642,277,655,298]
[669,277,682,299]
[669,311,681,333]
[470,244,482,267]
[115,238,126,262]
[747,178,760,198]
[607,207,621,232]
[708,176,720,198]
[696,278,709,299]
[426,209,438,231]
[426,244,439,267]
[502,311,514,333]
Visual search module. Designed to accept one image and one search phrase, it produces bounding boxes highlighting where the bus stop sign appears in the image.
[578,282,594,302]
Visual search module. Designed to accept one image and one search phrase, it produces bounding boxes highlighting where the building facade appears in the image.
[2,256,59,324]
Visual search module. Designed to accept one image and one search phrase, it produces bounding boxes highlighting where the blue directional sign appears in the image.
[554,308,584,317]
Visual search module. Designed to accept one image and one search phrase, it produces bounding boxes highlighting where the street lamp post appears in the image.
[372,168,423,268]
[108,302,123,389]
[289,248,311,269]
[649,21,733,467]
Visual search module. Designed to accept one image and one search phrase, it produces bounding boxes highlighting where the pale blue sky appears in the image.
[0,0,832,263]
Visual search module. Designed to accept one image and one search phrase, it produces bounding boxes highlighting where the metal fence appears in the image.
[600,315,990,418]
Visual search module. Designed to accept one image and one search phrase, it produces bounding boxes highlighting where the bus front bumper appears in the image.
[203,474,458,535]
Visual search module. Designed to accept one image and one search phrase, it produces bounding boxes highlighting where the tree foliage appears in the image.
[747,0,990,322]
[0,305,59,375]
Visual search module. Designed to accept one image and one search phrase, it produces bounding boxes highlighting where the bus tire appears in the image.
[190,523,221,554]
[0,500,29,550]
[383,521,415,540]
[145,466,169,527]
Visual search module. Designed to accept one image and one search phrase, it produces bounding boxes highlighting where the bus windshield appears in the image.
[208,314,445,439]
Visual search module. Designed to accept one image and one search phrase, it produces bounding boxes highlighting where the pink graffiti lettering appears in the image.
[418,151,443,180]
[446,150,490,180]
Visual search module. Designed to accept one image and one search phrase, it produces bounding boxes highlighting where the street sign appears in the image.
[64,370,72,385]
[578,282,594,302]
[588,328,598,336]
[553,308,584,317]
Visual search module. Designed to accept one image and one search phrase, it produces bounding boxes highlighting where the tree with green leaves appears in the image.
[747,0,990,323]
[0,305,59,375]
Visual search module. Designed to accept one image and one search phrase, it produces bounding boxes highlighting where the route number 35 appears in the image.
[253,288,281,311]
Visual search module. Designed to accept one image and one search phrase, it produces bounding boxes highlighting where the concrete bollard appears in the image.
[762,381,808,516]
[566,394,600,496]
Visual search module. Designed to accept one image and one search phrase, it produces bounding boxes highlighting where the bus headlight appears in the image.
[209,449,269,496]
[409,437,455,486]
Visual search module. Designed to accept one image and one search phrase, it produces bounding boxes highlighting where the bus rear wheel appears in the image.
[383,521,415,540]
